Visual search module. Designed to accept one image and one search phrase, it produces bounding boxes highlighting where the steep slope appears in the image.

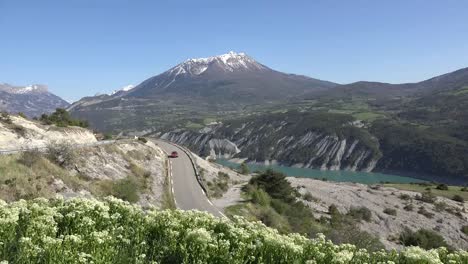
[0,114,169,207]
[161,111,382,172]
[128,51,337,104]
[0,83,69,117]
[160,109,468,183]
[69,52,337,132]
[397,84,468,141]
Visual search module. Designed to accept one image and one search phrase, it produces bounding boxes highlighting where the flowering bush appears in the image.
[0,198,466,263]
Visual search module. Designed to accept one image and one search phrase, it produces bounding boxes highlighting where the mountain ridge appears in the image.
[0,83,69,117]
[125,51,337,101]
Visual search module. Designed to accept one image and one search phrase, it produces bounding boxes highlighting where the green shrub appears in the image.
[46,143,75,167]
[436,184,449,190]
[399,228,449,250]
[11,124,26,136]
[137,137,148,143]
[254,206,290,233]
[383,208,397,216]
[399,193,411,200]
[249,169,295,202]
[326,222,385,252]
[347,206,372,222]
[207,172,230,198]
[452,195,464,203]
[303,191,316,202]
[251,188,271,206]
[18,149,42,167]
[270,198,289,214]
[403,204,414,211]
[415,191,436,203]
[112,177,139,202]
[418,207,434,218]
[218,171,229,179]
[462,225,468,236]
[0,112,12,124]
[17,112,27,119]
[40,108,89,128]
[239,162,250,175]
[328,204,339,215]
[103,133,113,140]
[434,201,448,212]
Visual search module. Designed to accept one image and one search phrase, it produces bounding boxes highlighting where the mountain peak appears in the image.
[0,83,48,94]
[110,84,135,96]
[168,51,267,77]
[0,83,68,117]
[185,51,247,63]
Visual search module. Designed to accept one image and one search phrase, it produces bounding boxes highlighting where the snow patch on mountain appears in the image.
[0,84,48,94]
[167,51,267,77]
[110,84,135,95]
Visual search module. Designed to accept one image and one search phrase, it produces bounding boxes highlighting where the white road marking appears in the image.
[154,139,228,218]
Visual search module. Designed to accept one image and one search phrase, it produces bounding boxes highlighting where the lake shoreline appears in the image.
[216,158,467,185]
[216,158,429,185]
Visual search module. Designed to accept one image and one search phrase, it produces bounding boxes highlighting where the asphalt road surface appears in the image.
[153,140,224,217]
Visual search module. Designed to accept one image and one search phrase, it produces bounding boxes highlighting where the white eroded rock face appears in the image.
[0,116,97,151]
[161,123,380,172]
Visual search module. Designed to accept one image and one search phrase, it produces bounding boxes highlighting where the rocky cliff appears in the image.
[161,112,382,172]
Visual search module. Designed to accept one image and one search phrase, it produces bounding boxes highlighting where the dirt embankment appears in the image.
[0,115,96,150]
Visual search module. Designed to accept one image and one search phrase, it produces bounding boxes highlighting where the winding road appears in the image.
[153,140,224,217]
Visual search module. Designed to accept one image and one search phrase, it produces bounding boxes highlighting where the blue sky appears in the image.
[1,0,467,102]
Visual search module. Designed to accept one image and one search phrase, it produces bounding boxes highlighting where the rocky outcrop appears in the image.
[161,114,382,172]
[289,177,468,250]
[0,115,97,151]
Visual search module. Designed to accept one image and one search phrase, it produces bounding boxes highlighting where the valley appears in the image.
[3,2,468,262]
[63,52,468,185]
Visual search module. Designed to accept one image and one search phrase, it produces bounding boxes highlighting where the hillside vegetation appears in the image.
[163,107,468,184]
[370,120,468,183]
[39,108,89,128]
[0,197,466,263]
[0,142,170,207]
[0,113,171,208]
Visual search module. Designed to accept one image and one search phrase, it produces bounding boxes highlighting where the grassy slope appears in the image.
[0,154,86,201]
[0,146,157,204]
[385,183,468,201]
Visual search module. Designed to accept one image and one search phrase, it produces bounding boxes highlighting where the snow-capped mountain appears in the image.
[110,84,135,96]
[167,51,267,77]
[0,83,69,117]
[0,84,49,95]
[69,51,338,132]
[126,51,337,100]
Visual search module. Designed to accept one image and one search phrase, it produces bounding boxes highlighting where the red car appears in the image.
[169,151,179,158]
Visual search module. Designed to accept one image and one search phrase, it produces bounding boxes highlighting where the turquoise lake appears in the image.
[216,159,426,184]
